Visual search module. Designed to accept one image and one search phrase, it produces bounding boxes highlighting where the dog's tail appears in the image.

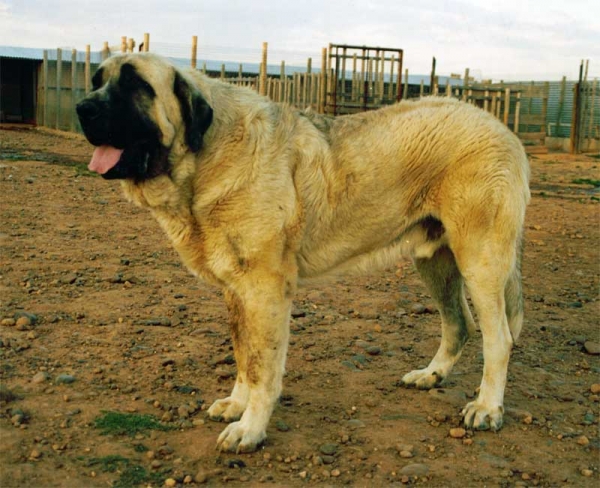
[504,236,525,342]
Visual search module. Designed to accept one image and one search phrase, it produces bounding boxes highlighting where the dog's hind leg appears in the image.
[456,237,518,431]
[401,245,475,389]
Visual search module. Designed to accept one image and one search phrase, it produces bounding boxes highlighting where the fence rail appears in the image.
[35,35,599,153]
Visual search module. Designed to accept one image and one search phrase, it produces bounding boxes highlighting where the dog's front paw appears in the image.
[462,400,504,431]
[400,367,444,390]
[207,397,246,422]
[216,419,266,453]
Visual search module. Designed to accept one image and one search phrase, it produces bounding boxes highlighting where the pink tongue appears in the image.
[89,145,124,174]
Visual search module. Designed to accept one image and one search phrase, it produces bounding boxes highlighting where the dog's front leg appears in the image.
[215,275,291,453]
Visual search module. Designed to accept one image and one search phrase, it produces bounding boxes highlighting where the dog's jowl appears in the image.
[78,52,530,453]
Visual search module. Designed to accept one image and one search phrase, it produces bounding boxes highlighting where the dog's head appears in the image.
[76,53,213,181]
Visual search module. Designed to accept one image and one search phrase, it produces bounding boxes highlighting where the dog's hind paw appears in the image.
[207,397,246,423]
[216,420,266,453]
[462,400,504,431]
[400,368,444,390]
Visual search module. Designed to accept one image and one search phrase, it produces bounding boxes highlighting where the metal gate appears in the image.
[326,43,403,115]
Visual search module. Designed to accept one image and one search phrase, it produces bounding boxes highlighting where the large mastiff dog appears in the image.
[77,53,530,453]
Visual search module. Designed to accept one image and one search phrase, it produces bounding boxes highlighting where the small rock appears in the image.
[55,374,76,385]
[164,479,177,487]
[400,463,429,476]
[322,455,335,465]
[581,469,593,477]
[347,419,365,428]
[410,303,427,314]
[366,346,381,356]
[1,318,15,327]
[591,384,600,394]
[0,385,17,403]
[214,354,235,365]
[341,360,360,372]
[428,388,467,406]
[15,312,38,326]
[399,450,414,458]
[29,449,42,460]
[15,316,32,330]
[183,475,193,484]
[31,372,50,384]
[177,405,190,419]
[331,469,341,477]
[449,428,467,439]
[576,435,590,446]
[226,459,246,469]
[215,368,234,379]
[276,420,290,432]
[396,443,414,454]
[584,341,600,355]
[299,471,308,479]
[319,443,338,456]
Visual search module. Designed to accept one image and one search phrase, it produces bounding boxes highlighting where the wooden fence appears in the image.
[35,34,598,153]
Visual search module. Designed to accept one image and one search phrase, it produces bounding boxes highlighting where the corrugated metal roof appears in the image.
[0,46,105,63]
[0,46,46,60]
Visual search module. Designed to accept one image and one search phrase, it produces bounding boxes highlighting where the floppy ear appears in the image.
[173,71,213,152]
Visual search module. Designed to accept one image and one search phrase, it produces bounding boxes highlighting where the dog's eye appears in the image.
[119,63,155,96]
[91,68,105,90]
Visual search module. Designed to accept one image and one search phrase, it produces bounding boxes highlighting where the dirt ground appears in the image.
[0,125,598,487]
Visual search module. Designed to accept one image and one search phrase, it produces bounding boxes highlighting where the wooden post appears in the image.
[220,64,225,80]
[514,92,521,134]
[419,79,424,98]
[102,42,109,61]
[462,68,470,101]
[56,49,63,130]
[340,47,347,104]
[319,47,327,113]
[430,57,436,95]
[553,76,566,137]
[42,50,49,127]
[71,49,77,132]
[121,36,127,53]
[570,82,580,154]
[378,51,385,103]
[259,42,268,96]
[504,88,510,126]
[403,69,408,100]
[191,36,198,69]
[127,38,135,53]
[388,55,395,100]
[202,62,207,74]
[84,45,91,94]
[588,78,597,145]
[143,33,150,52]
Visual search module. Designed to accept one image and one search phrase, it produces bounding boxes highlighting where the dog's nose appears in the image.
[76,100,100,121]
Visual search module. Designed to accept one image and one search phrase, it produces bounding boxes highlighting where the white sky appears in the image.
[1,0,598,81]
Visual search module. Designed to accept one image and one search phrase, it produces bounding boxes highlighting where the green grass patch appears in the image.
[85,454,130,473]
[83,455,164,487]
[94,411,172,436]
[572,178,600,187]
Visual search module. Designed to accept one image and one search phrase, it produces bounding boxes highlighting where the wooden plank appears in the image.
[71,49,77,132]
[56,48,62,130]
[525,145,549,154]
[508,114,545,125]
[43,50,49,127]
[85,45,91,94]
[191,36,198,69]
[519,132,546,141]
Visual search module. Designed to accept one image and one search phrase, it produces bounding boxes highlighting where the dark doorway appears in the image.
[0,58,39,123]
